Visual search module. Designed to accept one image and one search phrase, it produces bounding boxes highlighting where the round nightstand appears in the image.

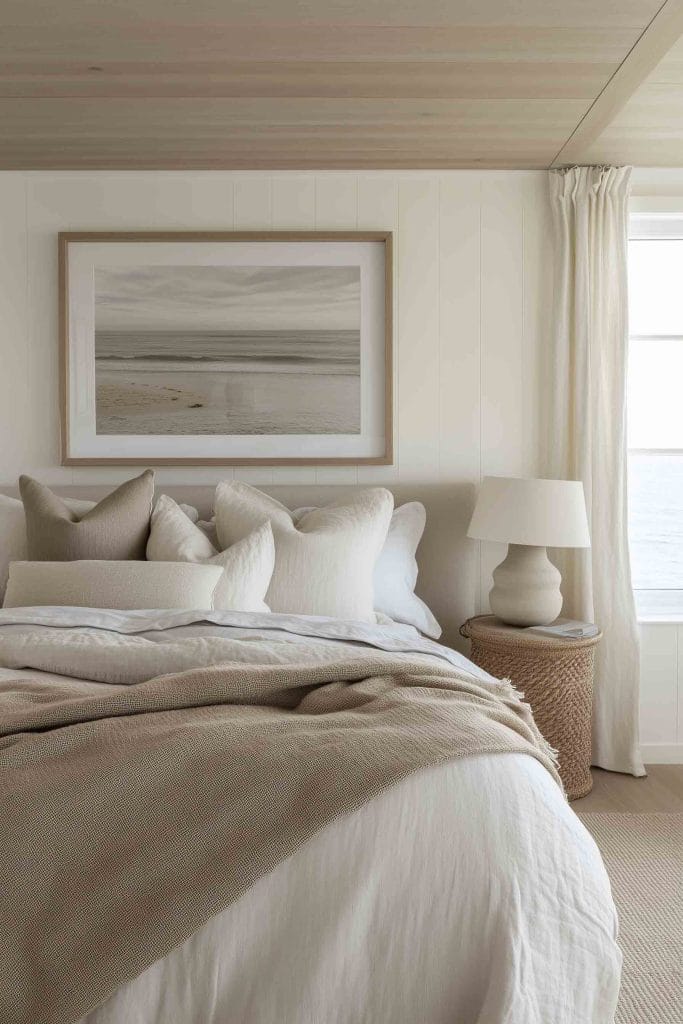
[460,615,602,800]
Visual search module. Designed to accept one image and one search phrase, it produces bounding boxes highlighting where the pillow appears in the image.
[214,482,393,622]
[196,517,219,547]
[373,504,441,638]
[19,470,155,562]
[293,501,441,638]
[147,494,274,612]
[3,560,224,611]
[0,492,95,603]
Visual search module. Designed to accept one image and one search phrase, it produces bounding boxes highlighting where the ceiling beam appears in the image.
[551,0,683,166]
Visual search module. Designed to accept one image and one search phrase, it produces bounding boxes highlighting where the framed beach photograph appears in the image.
[59,231,392,465]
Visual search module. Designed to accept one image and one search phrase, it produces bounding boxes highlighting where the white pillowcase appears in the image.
[147,494,274,613]
[4,560,224,611]
[367,503,440,638]
[292,500,441,638]
[197,497,441,637]
[214,482,393,623]
[0,493,95,602]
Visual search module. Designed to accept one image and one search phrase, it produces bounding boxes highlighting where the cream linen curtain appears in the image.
[545,165,644,776]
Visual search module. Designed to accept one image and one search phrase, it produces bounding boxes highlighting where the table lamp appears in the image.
[467,476,591,627]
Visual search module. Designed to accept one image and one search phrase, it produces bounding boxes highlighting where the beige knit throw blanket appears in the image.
[0,653,560,1024]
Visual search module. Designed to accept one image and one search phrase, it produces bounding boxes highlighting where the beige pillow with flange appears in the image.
[19,470,154,561]
[0,492,95,602]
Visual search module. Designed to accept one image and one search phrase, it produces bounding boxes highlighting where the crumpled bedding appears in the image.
[0,607,620,1024]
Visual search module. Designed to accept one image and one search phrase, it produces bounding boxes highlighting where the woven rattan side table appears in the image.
[460,615,602,801]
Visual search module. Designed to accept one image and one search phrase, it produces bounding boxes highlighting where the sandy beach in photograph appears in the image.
[95,360,360,435]
[94,265,362,436]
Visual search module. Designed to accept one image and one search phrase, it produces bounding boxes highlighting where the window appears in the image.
[628,215,683,618]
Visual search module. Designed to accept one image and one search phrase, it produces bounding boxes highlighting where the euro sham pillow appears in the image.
[147,494,274,612]
[3,560,224,611]
[292,501,441,638]
[0,492,95,603]
[373,502,441,638]
[214,482,393,622]
[19,470,155,561]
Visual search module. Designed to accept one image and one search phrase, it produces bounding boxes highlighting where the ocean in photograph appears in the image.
[629,454,683,613]
[95,329,360,435]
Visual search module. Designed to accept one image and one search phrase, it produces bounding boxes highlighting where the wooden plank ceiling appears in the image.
[1,0,683,169]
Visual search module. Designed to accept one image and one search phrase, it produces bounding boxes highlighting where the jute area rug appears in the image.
[578,813,682,1024]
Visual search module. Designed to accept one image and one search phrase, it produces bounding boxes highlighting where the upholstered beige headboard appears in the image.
[1,483,478,650]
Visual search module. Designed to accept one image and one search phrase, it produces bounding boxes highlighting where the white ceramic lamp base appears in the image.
[489,543,563,627]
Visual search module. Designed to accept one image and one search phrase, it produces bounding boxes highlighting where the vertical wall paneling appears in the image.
[521,174,552,478]
[478,177,525,610]
[270,175,317,482]
[356,175,400,486]
[396,178,440,483]
[437,173,482,626]
[0,174,28,486]
[314,175,358,230]
[638,624,679,756]
[233,176,271,231]
[271,175,315,230]
[25,176,66,481]
[313,175,359,485]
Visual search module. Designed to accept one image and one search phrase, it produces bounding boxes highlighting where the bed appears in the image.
[0,485,621,1024]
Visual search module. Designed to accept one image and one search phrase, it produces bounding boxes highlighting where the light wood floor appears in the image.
[576,764,683,813]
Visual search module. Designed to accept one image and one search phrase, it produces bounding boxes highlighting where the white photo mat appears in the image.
[61,234,391,465]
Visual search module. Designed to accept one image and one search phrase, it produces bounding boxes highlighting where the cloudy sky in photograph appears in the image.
[95,265,360,332]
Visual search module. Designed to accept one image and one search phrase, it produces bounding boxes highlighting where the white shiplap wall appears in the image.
[639,623,683,762]
[0,169,552,627]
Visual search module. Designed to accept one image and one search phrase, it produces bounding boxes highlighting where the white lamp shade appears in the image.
[467,476,591,548]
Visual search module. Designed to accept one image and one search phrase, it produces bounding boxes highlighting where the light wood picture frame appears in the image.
[59,231,393,466]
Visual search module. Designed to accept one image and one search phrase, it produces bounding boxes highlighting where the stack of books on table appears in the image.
[526,620,600,640]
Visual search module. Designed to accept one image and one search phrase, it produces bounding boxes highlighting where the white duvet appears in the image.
[0,608,621,1024]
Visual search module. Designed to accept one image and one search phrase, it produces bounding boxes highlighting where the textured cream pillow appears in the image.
[214,482,394,622]
[19,470,154,561]
[3,560,224,611]
[292,501,441,638]
[147,495,274,612]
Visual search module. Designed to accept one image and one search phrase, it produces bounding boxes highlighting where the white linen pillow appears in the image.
[214,482,393,622]
[147,494,274,613]
[3,560,223,611]
[0,493,95,603]
[292,501,442,639]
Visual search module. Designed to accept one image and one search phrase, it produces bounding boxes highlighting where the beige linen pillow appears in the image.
[214,482,394,622]
[3,560,223,611]
[19,470,154,561]
[0,492,95,602]
[147,494,274,612]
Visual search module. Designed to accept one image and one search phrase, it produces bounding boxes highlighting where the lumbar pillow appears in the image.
[147,494,274,612]
[19,470,154,561]
[214,482,393,622]
[3,559,223,611]
[292,501,441,638]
